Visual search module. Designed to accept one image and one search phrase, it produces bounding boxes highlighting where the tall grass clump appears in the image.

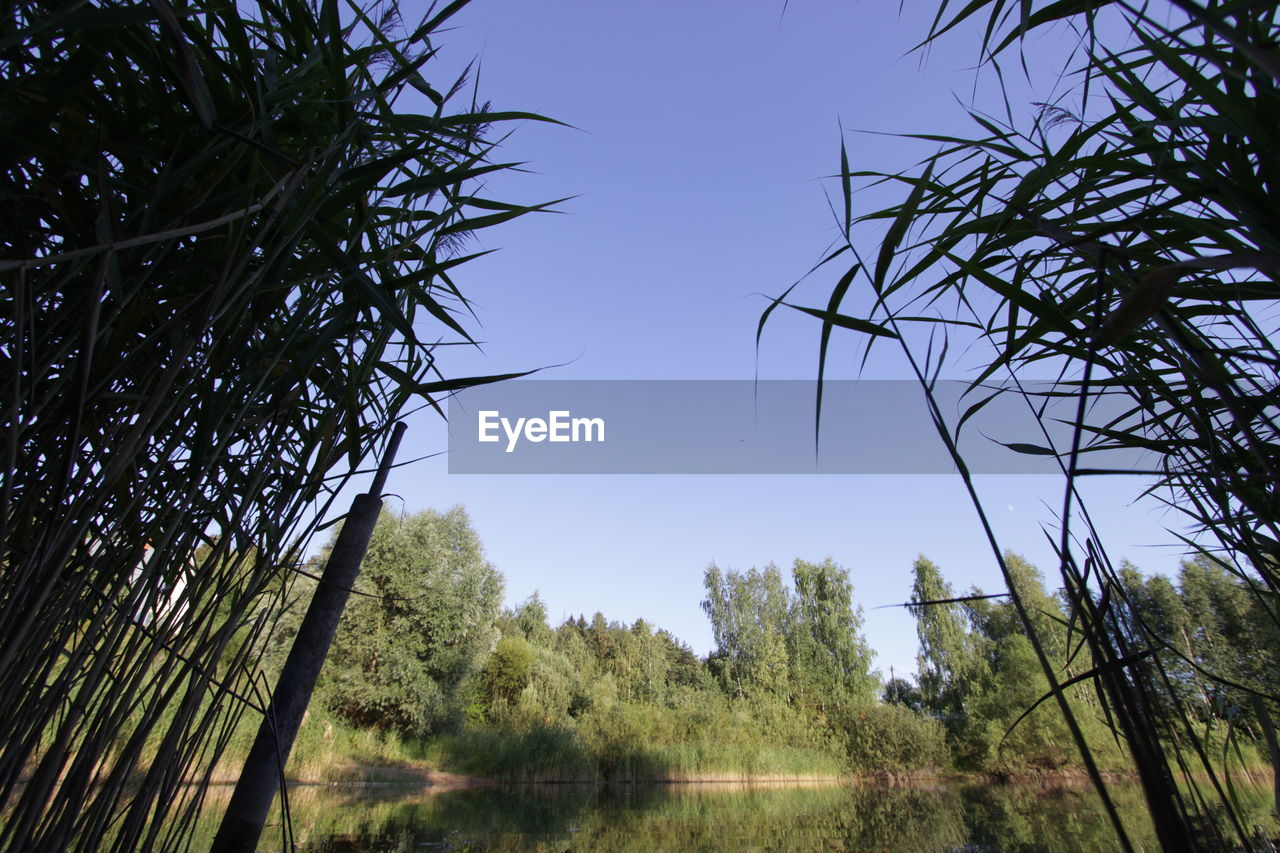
[432,696,849,784]
[0,1,551,850]
[765,1,1280,850]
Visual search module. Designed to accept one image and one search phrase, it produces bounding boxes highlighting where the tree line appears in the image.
[272,506,1274,781]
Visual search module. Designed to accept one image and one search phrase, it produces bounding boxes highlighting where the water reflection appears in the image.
[211,778,1276,852]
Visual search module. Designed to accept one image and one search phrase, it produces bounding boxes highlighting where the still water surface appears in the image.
[241,778,1277,852]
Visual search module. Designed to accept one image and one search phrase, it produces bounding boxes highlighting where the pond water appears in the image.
[220,777,1278,852]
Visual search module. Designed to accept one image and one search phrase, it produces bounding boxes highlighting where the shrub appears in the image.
[839,703,951,774]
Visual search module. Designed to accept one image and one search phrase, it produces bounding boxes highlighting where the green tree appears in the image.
[506,593,556,647]
[477,636,535,711]
[1116,563,1198,716]
[702,562,792,697]
[911,554,1119,770]
[320,507,503,737]
[788,558,878,708]
[703,558,876,707]
[973,558,1124,771]
[970,632,1077,770]
[910,556,986,726]
[657,627,711,691]
[1179,554,1279,723]
[882,676,923,711]
[586,611,615,662]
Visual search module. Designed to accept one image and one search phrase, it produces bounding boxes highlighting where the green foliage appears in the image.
[441,690,847,783]
[281,526,1267,788]
[702,559,878,707]
[909,554,1126,772]
[1179,556,1277,713]
[789,558,879,707]
[970,633,1077,771]
[910,556,987,729]
[431,571,859,783]
[1120,555,1280,737]
[438,716,596,783]
[839,703,951,774]
[506,593,556,647]
[1116,560,1203,742]
[882,677,924,711]
[477,637,535,712]
[258,521,1275,790]
[702,562,793,697]
[318,507,503,737]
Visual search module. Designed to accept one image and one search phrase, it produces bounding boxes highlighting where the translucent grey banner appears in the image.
[446,380,1150,474]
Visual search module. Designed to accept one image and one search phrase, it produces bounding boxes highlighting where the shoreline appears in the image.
[216,765,1160,791]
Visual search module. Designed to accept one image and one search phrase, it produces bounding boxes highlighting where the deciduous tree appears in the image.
[319,507,502,737]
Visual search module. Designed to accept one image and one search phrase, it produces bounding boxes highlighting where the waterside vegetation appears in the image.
[226,508,1275,792]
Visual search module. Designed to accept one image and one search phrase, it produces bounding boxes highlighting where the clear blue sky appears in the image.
[368,0,1188,681]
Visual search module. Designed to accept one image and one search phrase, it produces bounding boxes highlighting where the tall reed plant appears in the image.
[764,1,1280,850]
[0,1,552,850]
